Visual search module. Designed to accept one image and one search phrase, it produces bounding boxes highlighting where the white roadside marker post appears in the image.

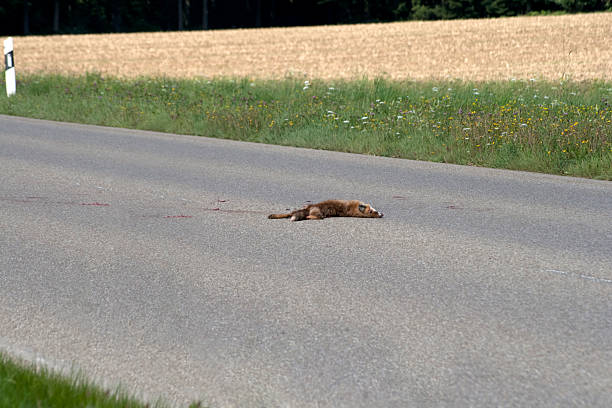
[4,37,16,97]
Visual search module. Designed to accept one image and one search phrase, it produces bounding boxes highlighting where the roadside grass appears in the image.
[1,74,610,179]
[0,352,203,408]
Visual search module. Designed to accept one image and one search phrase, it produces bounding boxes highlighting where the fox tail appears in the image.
[268,213,292,219]
[268,208,309,221]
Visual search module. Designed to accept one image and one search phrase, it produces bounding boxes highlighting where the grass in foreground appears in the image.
[0,353,202,408]
[1,74,610,179]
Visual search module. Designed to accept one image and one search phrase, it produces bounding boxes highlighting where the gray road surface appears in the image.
[1,114,611,407]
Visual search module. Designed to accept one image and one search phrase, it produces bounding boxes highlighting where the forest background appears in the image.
[1,0,611,36]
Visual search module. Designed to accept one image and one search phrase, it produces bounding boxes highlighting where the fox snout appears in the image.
[361,204,383,218]
[373,210,383,218]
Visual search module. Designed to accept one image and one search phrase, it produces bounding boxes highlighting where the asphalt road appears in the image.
[1,114,611,407]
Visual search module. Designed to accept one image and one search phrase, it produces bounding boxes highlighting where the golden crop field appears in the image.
[12,12,612,81]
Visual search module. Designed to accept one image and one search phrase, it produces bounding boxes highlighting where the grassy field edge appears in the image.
[0,351,204,408]
[1,74,610,180]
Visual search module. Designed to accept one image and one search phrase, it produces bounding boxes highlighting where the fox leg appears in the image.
[306,208,323,220]
[289,208,309,221]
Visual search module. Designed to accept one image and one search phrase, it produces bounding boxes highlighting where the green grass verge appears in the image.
[1,74,610,179]
[0,352,203,408]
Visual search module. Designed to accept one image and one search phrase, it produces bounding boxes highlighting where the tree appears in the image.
[1,0,610,36]
[111,0,122,32]
[202,0,209,29]
[178,0,183,30]
[53,0,60,32]
[23,0,30,34]
[553,0,608,11]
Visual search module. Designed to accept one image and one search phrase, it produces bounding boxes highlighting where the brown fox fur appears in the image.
[268,199,383,221]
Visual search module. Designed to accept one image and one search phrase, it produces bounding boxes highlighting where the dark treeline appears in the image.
[1,0,610,36]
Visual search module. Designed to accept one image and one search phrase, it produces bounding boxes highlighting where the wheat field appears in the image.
[11,13,612,81]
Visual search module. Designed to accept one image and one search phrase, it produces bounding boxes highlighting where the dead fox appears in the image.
[268,199,383,221]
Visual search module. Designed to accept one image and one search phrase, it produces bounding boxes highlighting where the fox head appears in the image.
[358,202,384,218]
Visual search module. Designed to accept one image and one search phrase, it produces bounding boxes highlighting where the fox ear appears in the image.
[358,204,366,212]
